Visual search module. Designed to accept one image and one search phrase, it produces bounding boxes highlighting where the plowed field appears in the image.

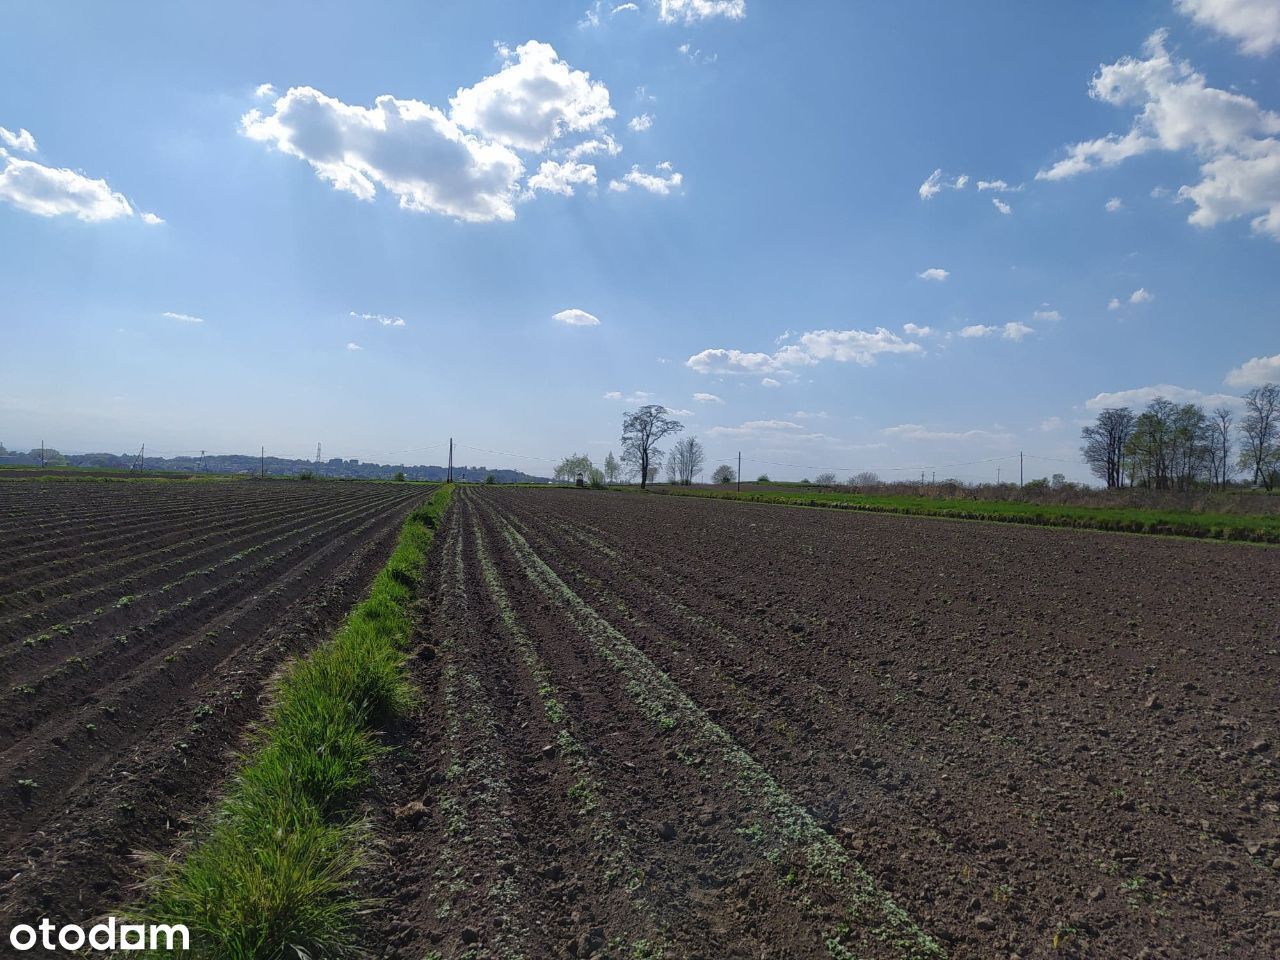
[0,479,431,927]
[367,486,1278,959]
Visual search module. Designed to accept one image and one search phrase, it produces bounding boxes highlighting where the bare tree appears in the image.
[1207,407,1234,489]
[1239,383,1280,489]
[668,436,706,485]
[622,405,683,490]
[1080,407,1135,488]
[712,463,735,484]
[814,472,837,486]
[603,450,622,484]
[848,471,880,487]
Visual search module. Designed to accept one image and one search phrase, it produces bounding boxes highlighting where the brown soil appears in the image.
[0,479,430,928]
[365,487,1278,960]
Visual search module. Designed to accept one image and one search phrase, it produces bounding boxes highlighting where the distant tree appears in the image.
[603,451,621,484]
[554,453,594,483]
[392,470,406,482]
[621,405,683,490]
[665,458,680,484]
[1080,407,1135,489]
[815,472,837,486]
[849,471,880,486]
[1207,407,1234,490]
[756,473,770,483]
[712,464,735,484]
[484,473,496,485]
[1239,383,1280,489]
[588,467,606,489]
[668,436,705,485]
[1051,472,1067,489]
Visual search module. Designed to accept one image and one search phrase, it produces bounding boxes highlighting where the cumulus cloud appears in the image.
[687,327,921,375]
[351,311,406,327]
[527,160,597,195]
[628,113,654,132]
[977,179,1018,192]
[1225,353,1280,386]
[346,342,363,351]
[919,169,968,199]
[0,127,37,153]
[1037,30,1280,238]
[959,321,1033,341]
[903,323,933,338]
[241,42,620,223]
[449,41,614,152]
[1085,383,1242,410]
[1032,309,1061,322]
[609,161,682,194]
[917,267,949,281]
[0,154,136,222]
[1176,0,1280,56]
[761,377,781,387]
[693,392,723,403]
[241,86,524,222]
[1129,287,1154,304]
[659,0,746,24]
[565,135,621,160]
[254,83,277,100]
[1105,196,1124,212]
[992,197,1012,215]
[553,308,601,326]
[163,312,205,324]
[140,211,165,225]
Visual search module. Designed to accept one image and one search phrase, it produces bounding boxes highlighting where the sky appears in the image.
[2,0,1278,483]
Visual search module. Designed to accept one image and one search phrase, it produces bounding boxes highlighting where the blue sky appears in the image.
[2,0,1278,482]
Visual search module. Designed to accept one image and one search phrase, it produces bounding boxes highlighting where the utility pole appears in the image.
[199,449,205,473]
[932,470,936,484]
[737,451,741,493]
[140,444,145,471]
[997,466,1001,485]
[40,440,45,468]
[260,446,265,479]
[447,438,453,483]
[1020,451,1024,488]
[316,442,322,463]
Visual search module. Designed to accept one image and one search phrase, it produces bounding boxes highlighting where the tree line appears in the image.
[555,405,713,488]
[1081,383,1279,491]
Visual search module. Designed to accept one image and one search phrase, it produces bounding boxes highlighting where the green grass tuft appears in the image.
[135,485,453,959]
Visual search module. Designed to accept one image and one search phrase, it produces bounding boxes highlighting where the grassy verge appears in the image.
[136,485,453,959]
[648,486,1280,543]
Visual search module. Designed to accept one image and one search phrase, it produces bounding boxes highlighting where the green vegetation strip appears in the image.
[136,485,453,960]
[650,486,1280,543]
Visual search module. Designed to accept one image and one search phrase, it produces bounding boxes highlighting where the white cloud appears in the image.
[977,179,1017,192]
[346,342,363,351]
[1225,353,1280,387]
[0,154,135,222]
[917,267,949,281]
[919,169,968,199]
[528,160,597,195]
[960,322,1033,341]
[693,392,723,403]
[708,419,828,439]
[992,197,1012,215]
[792,410,829,419]
[1129,287,1154,304]
[1107,297,1122,311]
[254,83,277,100]
[603,389,653,402]
[761,377,781,387]
[351,311,406,327]
[553,307,601,326]
[141,211,165,225]
[163,312,205,324]
[1037,30,1280,238]
[614,3,640,14]
[565,135,621,160]
[1176,0,1280,56]
[0,127,37,153]
[241,86,524,223]
[628,113,654,132]
[448,41,614,152]
[659,0,746,24]
[609,161,682,195]
[903,323,933,338]
[1085,383,1243,410]
[677,41,718,64]
[1105,196,1124,212]
[668,407,695,416]
[1032,309,1061,322]
[882,423,1014,444]
[688,326,921,375]
[603,390,623,399]
[1040,416,1064,432]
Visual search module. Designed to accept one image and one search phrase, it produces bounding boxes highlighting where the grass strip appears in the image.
[135,485,453,959]
[648,486,1280,543]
